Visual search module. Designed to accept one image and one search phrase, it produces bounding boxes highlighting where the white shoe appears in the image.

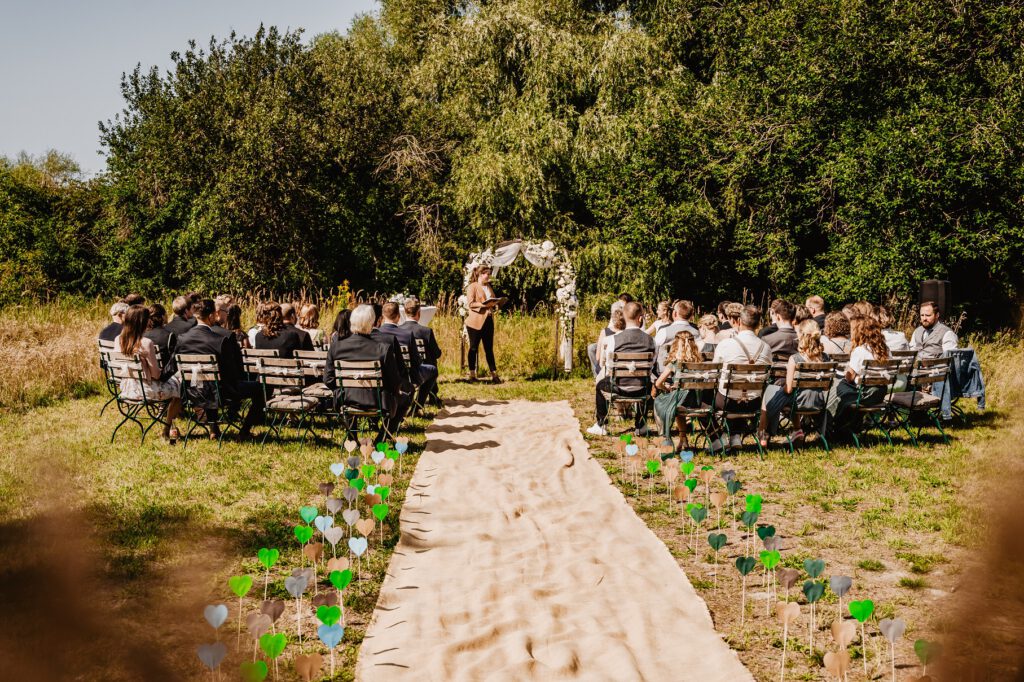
[586,423,608,436]
[729,433,744,449]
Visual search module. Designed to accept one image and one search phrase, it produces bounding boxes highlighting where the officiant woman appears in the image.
[465,265,503,383]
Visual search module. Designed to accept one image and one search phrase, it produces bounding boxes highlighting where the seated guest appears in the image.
[254,303,305,358]
[378,301,432,396]
[402,298,443,407]
[595,305,626,370]
[328,309,351,346]
[825,316,890,432]
[795,304,811,325]
[168,299,264,439]
[248,303,269,347]
[716,301,733,332]
[711,306,772,451]
[587,302,656,436]
[370,303,415,427]
[761,299,798,358]
[852,301,874,318]
[114,305,181,442]
[757,300,779,338]
[324,304,402,437]
[758,319,827,447]
[841,304,856,319]
[821,312,851,355]
[166,295,197,337]
[143,303,176,362]
[645,301,672,336]
[697,314,719,354]
[910,300,958,359]
[212,295,234,336]
[281,303,315,351]
[589,300,625,377]
[99,301,128,342]
[654,300,701,367]
[876,305,908,351]
[225,304,250,350]
[123,293,145,306]
[806,296,827,329]
[715,303,743,342]
[652,331,705,451]
[297,304,326,348]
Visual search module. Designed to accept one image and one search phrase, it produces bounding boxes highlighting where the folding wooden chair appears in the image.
[176,353,239,447]
[105,351,172,444]
[602,351,655,433]
[97,339,118,416]
[782,362,837,452]
[672,362,722,453]
[334,360,390,442]
[889,357,952,445]
[713,363,771,456]
[846,359,901,449]
[296,349,335,437]
[242,347,280,382]
[254,357,318,447]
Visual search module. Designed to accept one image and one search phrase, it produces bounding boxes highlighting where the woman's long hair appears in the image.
[226,304,243,333]
[262,303,284,339]
[331,309,352,344]
[609,308,626,332]
[299,304,320,330]
[469,265,492,287]
[851,317,890,361]
[119,306,149,356]
[823,311,850,339]
[796,319,824,362]
[669,332,702,365]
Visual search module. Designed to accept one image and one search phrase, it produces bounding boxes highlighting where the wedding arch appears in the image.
[458,239,578,371]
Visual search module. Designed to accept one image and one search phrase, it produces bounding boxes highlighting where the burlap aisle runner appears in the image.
[356,400,752,681]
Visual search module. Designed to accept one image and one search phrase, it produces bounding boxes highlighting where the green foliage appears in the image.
[3,2,1023,318]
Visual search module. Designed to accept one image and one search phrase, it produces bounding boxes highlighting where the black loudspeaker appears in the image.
[919,279,951,314]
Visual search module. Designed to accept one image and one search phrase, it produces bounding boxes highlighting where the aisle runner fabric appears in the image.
[356,400,752,681]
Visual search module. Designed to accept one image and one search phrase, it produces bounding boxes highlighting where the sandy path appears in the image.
[356,399,752,681]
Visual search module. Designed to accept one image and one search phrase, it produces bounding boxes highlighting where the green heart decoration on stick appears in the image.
[351,478,366,492]
[803,558,825,578]
[744,494,762,513]
[316,605,342,626]
[803,580,826,652]
[361,464,376,480]
[229,575,253,647]
[257,548,279,600]
[725,480,742,532]
[329,568,353,625]
[759,550,781,615]
[756,525,776,540]
[240,660,268,682]
[294,525,314,545]
[377,486,391,501]
[848,599,875,678]
[726,480,742,495]
[681,461,695,476]
[740,511,759,555]
[708,532,727,589]
[735,556,757,628]
[299,506,318,524]
[684,478,698,493]
[688,504,707,524]
[259,632,287,678]
[372,503,389,521]
[914,639,941,676]
[646,460,660,475]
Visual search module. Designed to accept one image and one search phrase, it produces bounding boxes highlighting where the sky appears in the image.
[0,0,378,175]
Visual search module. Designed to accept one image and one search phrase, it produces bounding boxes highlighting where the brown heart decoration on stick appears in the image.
[326,557,350,573]
[776,601,800,681]
[295,653,324,681]
[823,650,850,680]
[831,619,856,649]
[355,518,376,537]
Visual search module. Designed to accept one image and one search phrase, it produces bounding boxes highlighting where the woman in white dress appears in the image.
[115,305,182,442]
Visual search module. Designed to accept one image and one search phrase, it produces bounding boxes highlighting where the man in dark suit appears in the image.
[99,301,128,342]
[166,299,263,438]
[324,304,403,439]
[587,302,657,436]
[402,298,442,406]
[806,295,827,329]
[281,303,315,350]
[166,295,198,337]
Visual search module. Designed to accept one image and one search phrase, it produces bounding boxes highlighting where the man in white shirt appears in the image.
[711,306,772,450]
[909,301,958,420]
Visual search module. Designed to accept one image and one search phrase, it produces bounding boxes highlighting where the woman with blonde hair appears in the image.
[297,303,325,348]
[715,302,743,342]
[757,319,827,446]
[114,305,182,443]
[652,331,704,451]
[697,314,719,354]
[645,300,672,336]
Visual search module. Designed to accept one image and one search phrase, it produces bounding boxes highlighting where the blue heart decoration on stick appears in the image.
[329,463,345,477]
[349,537,368,557]
[314,515,334,533]
[679,451,694,463]
[318,623,345,649]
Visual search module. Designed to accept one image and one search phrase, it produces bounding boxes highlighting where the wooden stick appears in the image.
[861,621,867,678]
[779,621,788,682]
[236,596,242,650]
[740,574,747,628]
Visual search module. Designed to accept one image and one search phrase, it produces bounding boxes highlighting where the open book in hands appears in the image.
[482,296,507,309]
